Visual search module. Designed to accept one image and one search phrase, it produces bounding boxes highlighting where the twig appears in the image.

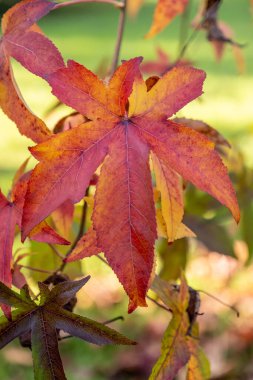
[58,195,89,272]
[48,244,65,260]
[178,0,191,55]
[55,0,124,10]
[96,254,109,266]
[147,295,172,313]
[103,316,124,324]
[21,265,54,275]
[175,0,221,63]
[109,0,128,76]
[197,289,240,318]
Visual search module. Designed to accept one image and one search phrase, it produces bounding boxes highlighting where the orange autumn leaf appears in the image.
[22,58,239,312]
[152,152,184,242]
[127,0,144,17]
[0,0,63,143]
[146,0,189,38]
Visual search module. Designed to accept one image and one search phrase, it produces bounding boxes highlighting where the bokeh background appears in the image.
[0,0,253,379]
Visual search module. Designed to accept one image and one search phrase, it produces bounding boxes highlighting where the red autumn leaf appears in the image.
[0,163,69,316]
[146,0,189,38]
[0,0,64,143]
[141,47,191,76]
[22,58,239,312]
[51,201,75,239]
[1,0,63,78]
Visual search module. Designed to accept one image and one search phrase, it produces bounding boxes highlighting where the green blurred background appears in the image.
[0,0,253,379]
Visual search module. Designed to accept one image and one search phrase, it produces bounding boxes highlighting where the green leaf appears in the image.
[149,311,190,380]
[31,309,66,380]
[0,278,135,379]
[186,324,211,380]
[150,275,210,380]
[0,281,34,308]
[50,306,136,346]
[42,276,90,307]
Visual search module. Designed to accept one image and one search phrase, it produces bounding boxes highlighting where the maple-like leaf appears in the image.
[150,275,210,380]
[0,163,69,316]
[22,58,239,312]
[0,277,135,379]
[0,0,63,142]
[146,0,189,38]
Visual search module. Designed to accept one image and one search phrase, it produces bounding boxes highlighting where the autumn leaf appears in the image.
[22,57,239,312]
[0,163,69,316]
[150,275,210,380]
[146,0,189,38]
[141,46,191,76]
[193,0,245,73]
[1,0,63,77]
[127,0,144,17]
[0,277,135,379]
[186,325,211,380]
[150,274,191,379]
[0,0,64,142]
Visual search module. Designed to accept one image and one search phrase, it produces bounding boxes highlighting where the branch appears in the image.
[48,244,65,260]
[109,0,128,76]
[55,0,124,9]
[58,196,88,272]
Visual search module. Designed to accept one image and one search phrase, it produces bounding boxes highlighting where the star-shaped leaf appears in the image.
[22,58,239,312]
[0,276,135,380]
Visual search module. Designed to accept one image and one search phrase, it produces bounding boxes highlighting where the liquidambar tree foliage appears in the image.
[0,0,246,379]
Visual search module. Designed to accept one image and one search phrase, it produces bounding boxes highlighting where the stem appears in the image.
[55,0,124,9]
[147,295,172,313]
[103,316,124,324]
[57,188,89,273]
[197,289,240,318]
[22,265,54,275]
[96,254,109,266]
[109,0,127,76]
[178,0,191,55]
[48,244,65,260]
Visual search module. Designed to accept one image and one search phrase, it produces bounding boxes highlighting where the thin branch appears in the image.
[197,289,240,318]
[21,265,54,275]
[96,254,109,266]
[48,244,65,260]
[55,0,124,10]
[103,316,124,324]
[147,295,172,313]
[109,0,128,76]
[178,0,192,55]
[59,195,89,272]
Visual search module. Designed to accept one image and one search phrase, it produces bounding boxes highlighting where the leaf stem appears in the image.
[48,244,65,260]
[22,265,54,274]
[103,316,124,324]
[109,0,128,76]
[55,0,124,10]
[58,195,88,272]
[147,295,172,313]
